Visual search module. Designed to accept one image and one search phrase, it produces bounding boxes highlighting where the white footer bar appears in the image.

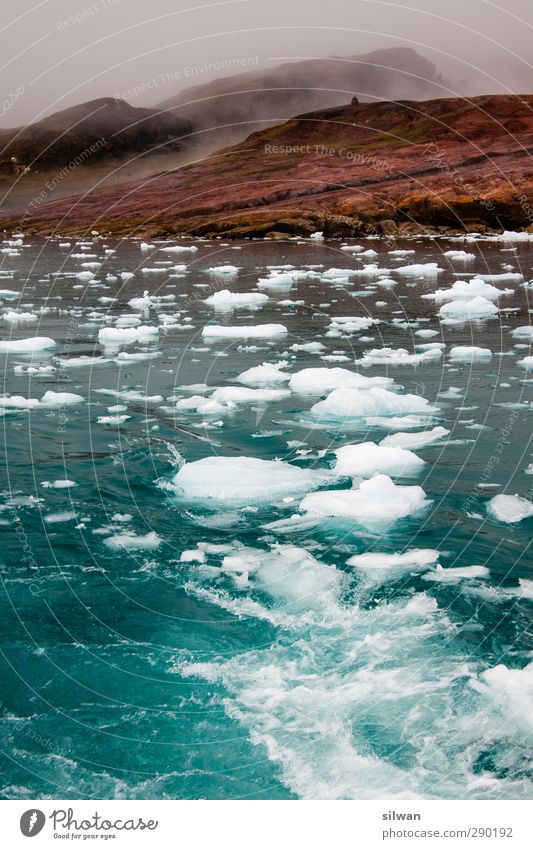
[1,799,531,848]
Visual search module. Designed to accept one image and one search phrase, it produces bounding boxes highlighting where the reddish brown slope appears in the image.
[2,94,533,238]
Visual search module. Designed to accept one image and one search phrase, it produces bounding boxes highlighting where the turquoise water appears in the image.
[0,235,532,800]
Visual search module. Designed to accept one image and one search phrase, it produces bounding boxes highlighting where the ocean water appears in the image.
[0,234,532,800]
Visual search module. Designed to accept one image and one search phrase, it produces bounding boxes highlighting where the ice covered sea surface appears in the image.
[0,235,532,800]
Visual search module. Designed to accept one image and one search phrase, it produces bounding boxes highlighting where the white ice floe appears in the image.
[97,414,131,425]
[326,316,379,337]
[161,245,198,253]
[289,367,393,394]
[204,290,269,310]
[356,347,442,367]
[333,442,424,478]
[310,386,437,421]
[439,296,499,321]
[380,426,450,449]
[210,386,290,405]
[422,564,490,583]
[487,493,533,523]
[170,456,332,504]
[290,341,325,354]
[511,325,533,340]
[207,265,241,275]
[201,323,287,339]
[0,336,55,353]
[443,250,476,261]
[0,390,83,411]
[449,346,493,361]
[257,272,295,290]
[40,391,84,407]
[425,278,512,303]
[236,362,290,386]
[42,480,77,489]
[213,543,340,606]
[104,531,161,550]
[396,263,443,276]
[98,326,159,346]
[2,311,37,323]
[299,474,431,532]
[347,548,439,576]
[518,355,533,369]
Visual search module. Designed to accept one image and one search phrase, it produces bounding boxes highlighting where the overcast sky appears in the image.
[1,0,532,127]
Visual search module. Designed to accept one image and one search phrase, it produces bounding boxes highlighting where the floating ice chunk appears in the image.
[201,323,287,339]
[0,394,40,410]
[76,271,95,281]
[2,311,37,323]
[347,549,439,577]
[97,414,131,425]
[415,329,439,338]
[0,336,55,353]
[175,395,228,415]
[333,442,424,478]
[380,426,450,449]
[171,456,332,504]
[207,265,241,275]
[422,564,490,582]
[487,493,533,523]
[443,250,476,261]
[42,479,77,489]
[350,549,438,569]
[289,367,393,394]
[299,474,431,532]
[224,543,340,608]
[257,273,295,290]
[426,278,511,303]
[356,347,442,367]
[309,231,324,241]
[310,387,438,420]
[55,355,111,368]
[326,316,379,336]
[161,245,198,253]
[211,386,290,404]
[95,389,163,403]
[449,346,492,361]
[237,362,290,386]
[44,511,77,524]
[98,326,159,346]
[40,391,84,406]
[396,263,443,276]
[374,277,398,288]
[104,531,161,550]
[439,296,499,321]
[518,355,533,369]
[290,341,325,354]
[476,272,523,282]
[511,325,533,340]
[204,290,268,310]
[120,272,134,281]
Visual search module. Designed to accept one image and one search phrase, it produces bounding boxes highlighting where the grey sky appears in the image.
[1,0,532,127]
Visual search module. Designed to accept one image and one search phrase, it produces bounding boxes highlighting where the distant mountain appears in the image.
[0,98,191,172]
[158,48,448,147]
[6,94,532,238]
